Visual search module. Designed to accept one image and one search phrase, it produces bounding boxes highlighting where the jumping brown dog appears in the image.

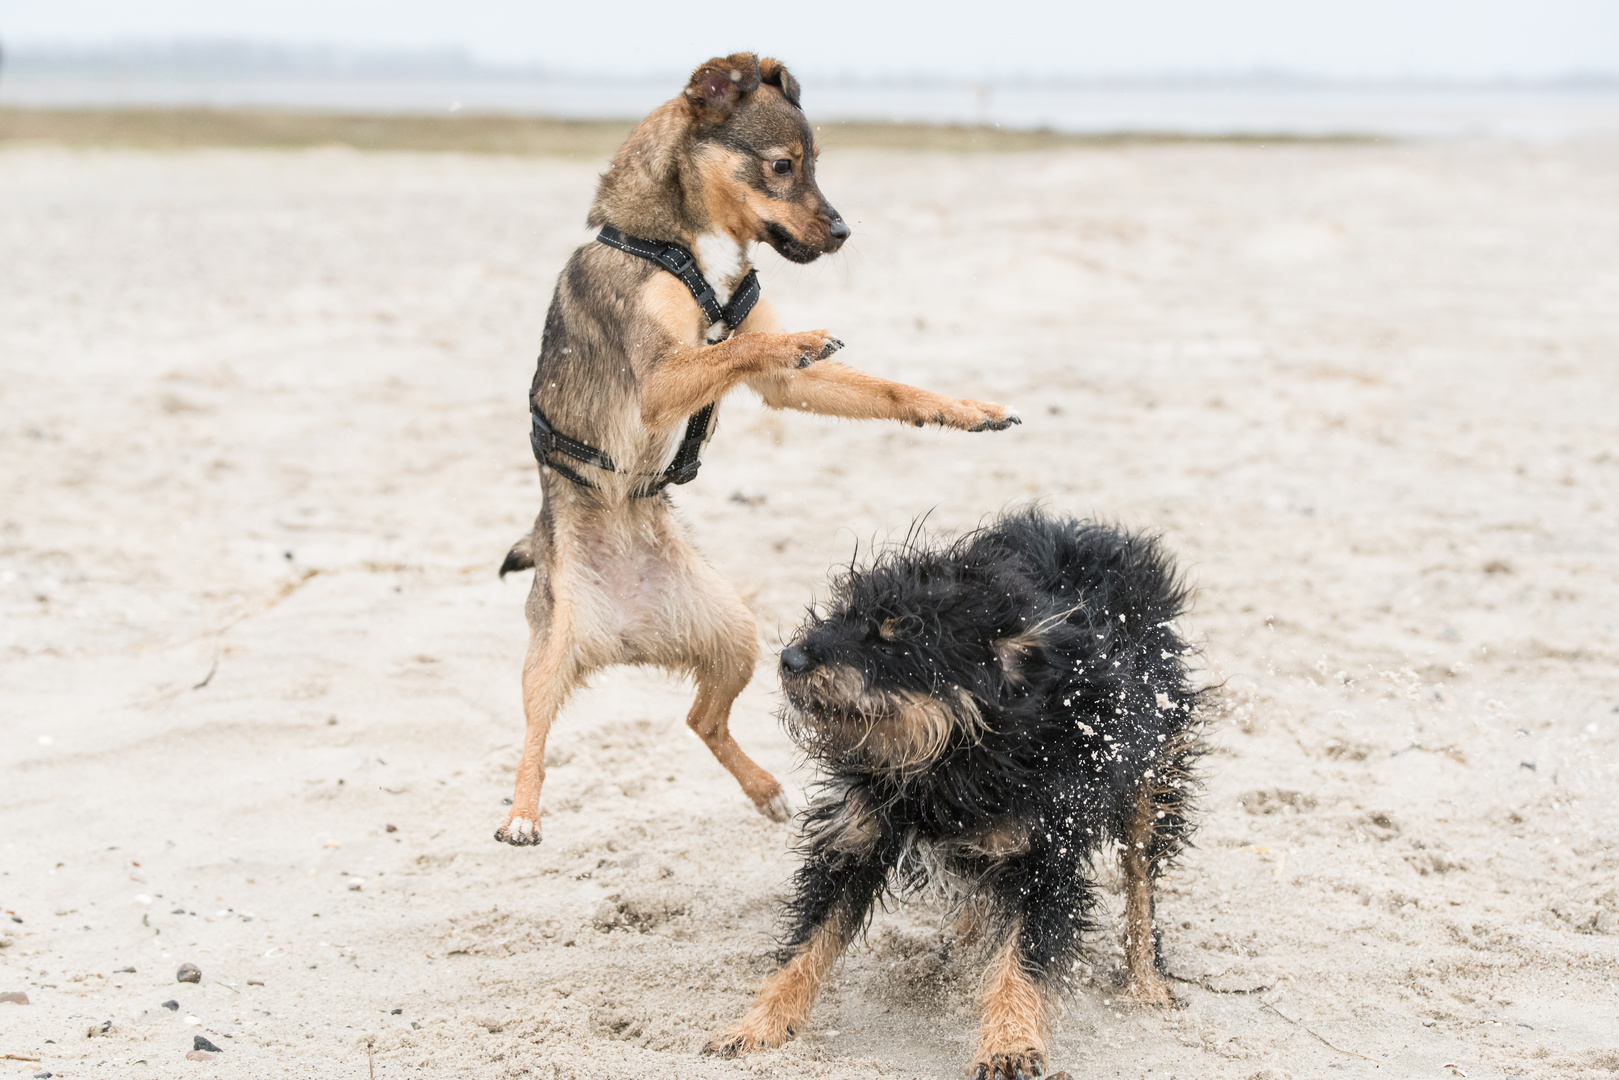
[494,53,1018,847]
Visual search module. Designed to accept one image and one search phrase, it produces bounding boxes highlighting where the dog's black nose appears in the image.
[780,645,811,673]
[828,218,851,241]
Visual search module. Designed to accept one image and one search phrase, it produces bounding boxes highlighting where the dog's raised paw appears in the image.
[815,338,844,360]
[970,408,1022,432]
[494,814,542,846]
[755,791,794,823]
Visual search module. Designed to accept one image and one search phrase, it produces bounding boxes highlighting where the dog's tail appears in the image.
[498,535,535,578]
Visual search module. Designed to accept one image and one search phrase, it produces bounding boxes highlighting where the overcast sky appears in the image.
[2,0,1616,80]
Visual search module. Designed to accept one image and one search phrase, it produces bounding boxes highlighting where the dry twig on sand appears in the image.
[1261,1000,1381,1063]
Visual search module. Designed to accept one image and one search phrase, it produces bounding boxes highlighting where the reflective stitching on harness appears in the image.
[527,228,757,497]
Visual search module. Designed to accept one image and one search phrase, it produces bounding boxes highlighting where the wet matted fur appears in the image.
[493,54,1019,847]
[704,509,1208,1078]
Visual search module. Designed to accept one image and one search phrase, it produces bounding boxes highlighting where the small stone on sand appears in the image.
[193,1035,223,1053]
[161,1000,179,1011]
[0,990,30,1004]
[176,962,201,983]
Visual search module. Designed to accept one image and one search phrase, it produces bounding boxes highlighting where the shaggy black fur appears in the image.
[775,509,1207,997]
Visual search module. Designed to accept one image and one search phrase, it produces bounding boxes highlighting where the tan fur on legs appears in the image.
[1121,785,1174,1005]
[617,514,786,819]
[736,298,1018,432]
[495,600,579,846]
[971,929,1049,1079]
[703,911,850,1056]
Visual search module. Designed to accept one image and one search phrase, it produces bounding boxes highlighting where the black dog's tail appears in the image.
[498,535,535,578]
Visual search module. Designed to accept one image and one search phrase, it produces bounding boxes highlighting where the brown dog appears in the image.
[494,52,1018,847]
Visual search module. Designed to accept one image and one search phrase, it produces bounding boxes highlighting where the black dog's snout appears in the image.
[827,218,851,241]
[780,645,811,673]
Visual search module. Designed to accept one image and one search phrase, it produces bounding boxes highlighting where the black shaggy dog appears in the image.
[704,510,1207,1079]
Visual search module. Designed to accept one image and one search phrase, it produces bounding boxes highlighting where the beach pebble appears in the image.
[246,979,264,986]
[176,962,202,983]
[161,999,179,1011]
[184,1051,215,1062]
[347,882,362,891]
[33,1072,51,1079]
[0,991,30,1005]
[193,1035,223,1053]
[115,966,136,973]
[87,1019,114,1037]
[385,824,397,833]
[185,1015,202,1025]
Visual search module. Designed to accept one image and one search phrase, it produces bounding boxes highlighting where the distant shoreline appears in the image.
[0,107,1388,155]
[4,73,1618,141]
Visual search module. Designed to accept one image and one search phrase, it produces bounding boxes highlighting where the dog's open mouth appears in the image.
[763,222,827,264]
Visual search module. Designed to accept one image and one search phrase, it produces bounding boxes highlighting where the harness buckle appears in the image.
[666,457,702,486]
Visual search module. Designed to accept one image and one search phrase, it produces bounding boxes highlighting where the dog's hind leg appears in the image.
[495,563,582,847]
[637,531,787,821]
[1120,783,1174,1005]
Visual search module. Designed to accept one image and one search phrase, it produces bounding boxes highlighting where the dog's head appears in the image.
[590,53,849,262]
[779,548,1045,775]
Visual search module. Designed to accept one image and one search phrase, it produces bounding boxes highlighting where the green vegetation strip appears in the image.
[0,106,1378,155]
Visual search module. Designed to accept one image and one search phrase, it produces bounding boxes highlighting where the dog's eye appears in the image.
[771,158,793,176]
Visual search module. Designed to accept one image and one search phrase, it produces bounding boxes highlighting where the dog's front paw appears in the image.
[928,399,1021,432]
[494,812,542,846]
[970,1047,1046,1080]
[784,330,843,370]
[701,1019,793,1058]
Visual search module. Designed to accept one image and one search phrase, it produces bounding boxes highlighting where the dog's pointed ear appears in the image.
[759,57,801,109]
[684,53,762,120]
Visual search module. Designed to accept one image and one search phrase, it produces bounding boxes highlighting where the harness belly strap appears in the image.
[526,227,757,496]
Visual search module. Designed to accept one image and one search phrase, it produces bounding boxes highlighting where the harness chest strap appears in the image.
[529,227,759,495]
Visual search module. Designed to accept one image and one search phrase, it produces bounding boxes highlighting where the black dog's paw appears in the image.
[972,1049,1046,1079]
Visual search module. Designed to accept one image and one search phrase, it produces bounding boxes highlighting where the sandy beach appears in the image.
[2,133,1617,1078]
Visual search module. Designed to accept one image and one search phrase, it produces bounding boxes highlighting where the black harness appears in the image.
[528,226,761,498]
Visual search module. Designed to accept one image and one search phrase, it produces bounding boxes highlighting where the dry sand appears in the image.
[2,135,1617,1079]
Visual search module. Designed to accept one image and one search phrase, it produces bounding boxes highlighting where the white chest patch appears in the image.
[693,232,751,307]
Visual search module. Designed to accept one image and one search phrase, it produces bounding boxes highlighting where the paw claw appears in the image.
[494,814,542,846]
[816,338,844,360]
[701,1033,756,1059]
[970,408,1021,432]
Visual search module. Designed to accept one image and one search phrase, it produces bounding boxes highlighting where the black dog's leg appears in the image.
[1121,727,1200,1004]
[971,835,1095,1079]
[704,850,890,1057]
[1120,780,1175,1005]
